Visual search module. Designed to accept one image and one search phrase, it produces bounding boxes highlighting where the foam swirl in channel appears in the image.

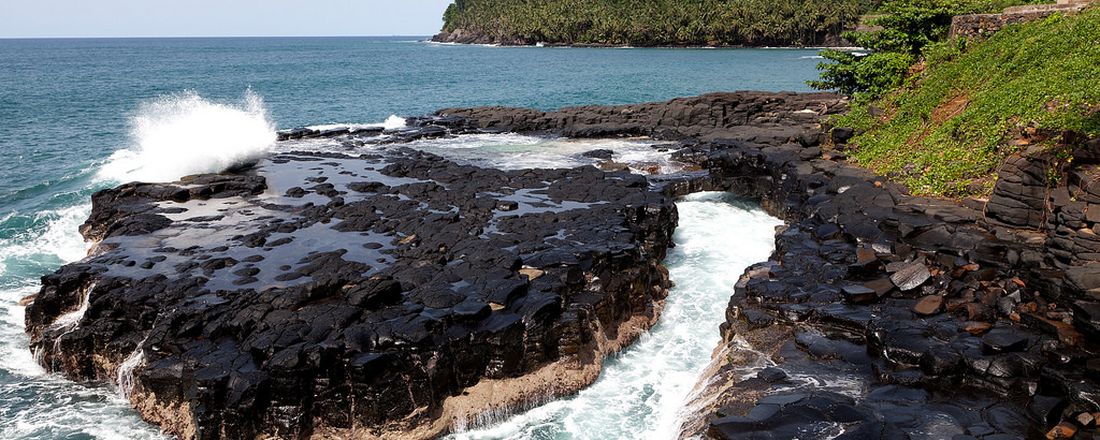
[98,90,276,183]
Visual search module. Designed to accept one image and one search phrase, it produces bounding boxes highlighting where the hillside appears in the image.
[434,0,873,47]
[832,6,1100,196]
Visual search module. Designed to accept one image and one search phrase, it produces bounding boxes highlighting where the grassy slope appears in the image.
[834,7,1100,196]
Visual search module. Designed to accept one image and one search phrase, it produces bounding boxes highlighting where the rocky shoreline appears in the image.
[25,147,674,438]
[25,91,1100,439]
[431,92,1100,438]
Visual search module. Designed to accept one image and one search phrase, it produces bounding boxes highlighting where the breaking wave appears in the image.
[98,90,276,183]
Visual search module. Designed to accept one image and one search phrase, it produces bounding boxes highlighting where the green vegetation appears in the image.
[440,0,875,46]
[828,7,1100,196]
[811,0,1048,99]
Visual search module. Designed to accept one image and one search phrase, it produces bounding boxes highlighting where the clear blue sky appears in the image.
[1,0,454,38]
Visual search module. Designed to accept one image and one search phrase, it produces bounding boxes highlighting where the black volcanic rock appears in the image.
[27,91,1100,440]
[437,92,1060,439]
[406,93,1100,440]
[580,149,615,160]
[26,148,675,439]
[890,261,931,291]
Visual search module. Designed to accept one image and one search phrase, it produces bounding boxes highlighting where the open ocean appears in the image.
[0,36,821,439]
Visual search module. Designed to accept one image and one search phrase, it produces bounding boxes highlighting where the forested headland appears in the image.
[434,0,875,47]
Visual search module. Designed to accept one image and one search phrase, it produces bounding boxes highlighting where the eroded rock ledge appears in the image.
[26,148,674,439]
[431,93,1100,439]
[28,91,1100,439]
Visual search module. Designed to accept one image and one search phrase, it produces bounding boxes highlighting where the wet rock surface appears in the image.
[433,91,844,143]
[26,148,675,439]
[653,126,1100,439]
[429,92,1100,439]
[25,91,1100,439]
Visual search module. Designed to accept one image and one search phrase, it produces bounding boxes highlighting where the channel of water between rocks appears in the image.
[289,133,789,439]
[447,192,782,440]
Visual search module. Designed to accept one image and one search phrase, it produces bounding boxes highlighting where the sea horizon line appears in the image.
[0,34,433,40]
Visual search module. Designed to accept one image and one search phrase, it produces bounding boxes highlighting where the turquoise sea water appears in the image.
[0,37,820,438]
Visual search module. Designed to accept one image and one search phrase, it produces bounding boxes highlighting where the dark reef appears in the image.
[25,91,1100,439]
[26,148,674,439]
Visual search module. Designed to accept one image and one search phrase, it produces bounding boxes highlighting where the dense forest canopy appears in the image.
[438,0,878,46]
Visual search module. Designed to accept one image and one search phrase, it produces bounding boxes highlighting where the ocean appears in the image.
[0,36,821,439]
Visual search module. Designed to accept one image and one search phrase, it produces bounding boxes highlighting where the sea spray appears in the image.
[382,115,409,130]
[98,90,276,183]
[0,202,166,438]
[304,114,408,132]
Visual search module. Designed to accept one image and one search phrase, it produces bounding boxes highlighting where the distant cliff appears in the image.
[433,0,873,47]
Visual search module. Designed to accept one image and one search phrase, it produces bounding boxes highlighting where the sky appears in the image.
[0,0,455,38]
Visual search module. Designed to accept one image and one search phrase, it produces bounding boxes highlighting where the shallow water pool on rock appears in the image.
[449,192,783,440]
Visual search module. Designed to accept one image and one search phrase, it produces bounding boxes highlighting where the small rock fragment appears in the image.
[982,328,1029,354]
[756,367,788,383]
[1046,422,1076,439]
[913,295,944,316]
[962,321,993,335]
[864,277,895,297]
[891,261,931,291]
[518,266,544,280]
[1076,412,1095,428]
[855,246,878,267]
[842,284,878,304]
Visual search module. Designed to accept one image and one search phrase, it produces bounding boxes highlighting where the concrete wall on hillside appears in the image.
[950,2,1092,38]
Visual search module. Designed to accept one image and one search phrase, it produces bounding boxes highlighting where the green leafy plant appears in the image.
[811,0,1047,100]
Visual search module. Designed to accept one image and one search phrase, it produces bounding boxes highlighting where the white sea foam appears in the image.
[449,192,782,440]
[98,90,276,183]
[0,285,45,378]
[47,282,94,334]
[276,129,684,174]
[423,41,503,48]
[304,115,407,132]
[399,134,679,172]
[0,202,165,438]
[0,204,91,379]
[382,115,408,130]
[0,204,90,271]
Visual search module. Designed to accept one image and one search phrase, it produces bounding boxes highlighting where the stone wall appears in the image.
[950,2,1092,38]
